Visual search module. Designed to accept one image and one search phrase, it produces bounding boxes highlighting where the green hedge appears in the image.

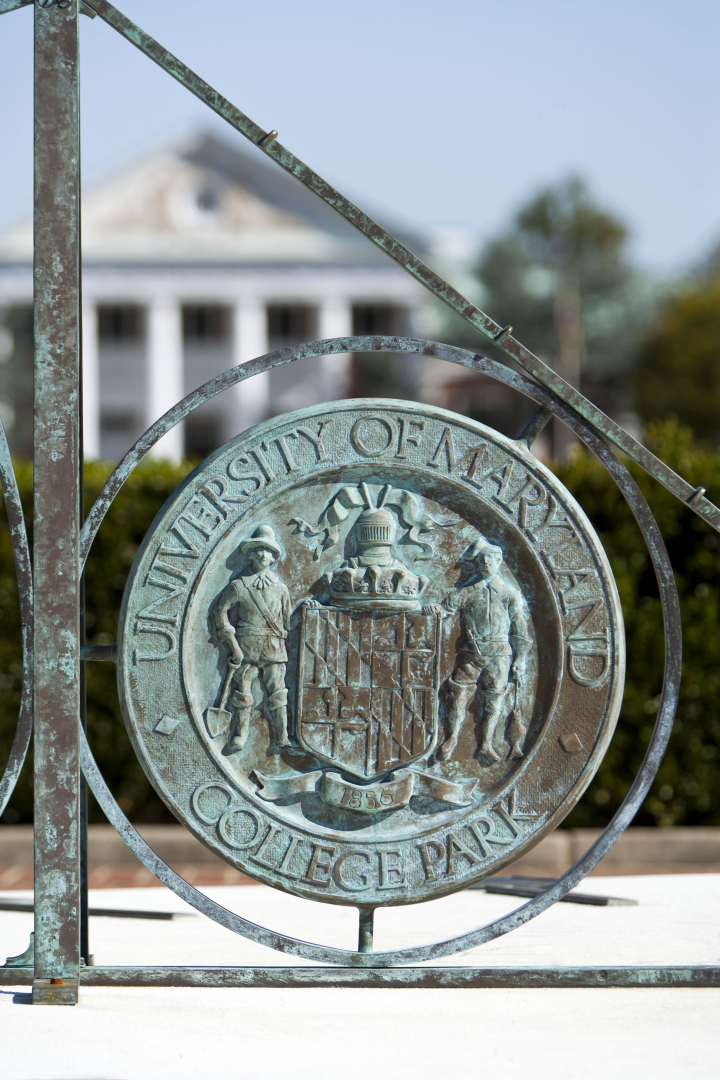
[1,419,718,828]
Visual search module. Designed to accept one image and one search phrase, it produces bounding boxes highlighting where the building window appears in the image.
[350,306,408,398]
[352,305,401,336]
[267,305,316,345]
[97,305,143,343]
[100,412,139,433]
[184,417,222,460]
[183,305,229,342]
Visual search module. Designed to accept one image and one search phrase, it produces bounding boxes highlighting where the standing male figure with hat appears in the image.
[432,533,532,762]
[211,524,293,753]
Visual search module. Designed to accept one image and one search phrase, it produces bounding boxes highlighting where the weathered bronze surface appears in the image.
[118,400,624,906]
[2,964,720,989]
[32,0,82,1005]
[0,0,694,997]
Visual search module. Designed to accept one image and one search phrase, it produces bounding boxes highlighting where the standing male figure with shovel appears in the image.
[209,525,293,754]
[429,534,532,763]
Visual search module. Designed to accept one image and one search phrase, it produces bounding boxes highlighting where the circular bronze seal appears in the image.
[118,400,624,905]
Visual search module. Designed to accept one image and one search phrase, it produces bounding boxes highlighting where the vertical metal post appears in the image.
[78,96,89,968]
[79,319,90,969]
[32,0,82,1006]
[358,908,375,953]
[79,589,90,967]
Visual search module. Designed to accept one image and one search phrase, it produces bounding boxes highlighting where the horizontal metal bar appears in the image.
[82,0,720,534]
[80,643,117,662]
[0,900,189,920]
[1,966,719,988]
[475,882,637,907]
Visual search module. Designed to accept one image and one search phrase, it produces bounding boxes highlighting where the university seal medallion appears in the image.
[118,400,625,905]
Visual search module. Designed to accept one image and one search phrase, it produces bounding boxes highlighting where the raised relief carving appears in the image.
[208,525,292,754]
[118,400,624,907]
[261,483,475,809]
[154,715,180,737]
[429,534,532,764]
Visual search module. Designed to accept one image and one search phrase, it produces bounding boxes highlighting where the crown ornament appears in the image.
[325,563,429,610]
[322,484,429,610]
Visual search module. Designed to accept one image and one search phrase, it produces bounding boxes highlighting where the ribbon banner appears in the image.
[320,770,415,814]
[251,769,323,800]
[289,483,456,561]
[252,766,477,813]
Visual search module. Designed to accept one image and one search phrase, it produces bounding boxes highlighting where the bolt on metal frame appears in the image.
[0,0,718,1002]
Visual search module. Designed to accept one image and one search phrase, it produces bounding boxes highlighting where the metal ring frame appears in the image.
[2,336,681,967]
[0,419,33,820]
[1,0,712,990]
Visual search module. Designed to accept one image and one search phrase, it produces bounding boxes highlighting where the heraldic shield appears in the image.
[297,606,442,780]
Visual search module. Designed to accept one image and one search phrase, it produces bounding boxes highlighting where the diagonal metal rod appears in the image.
[80,0,720,534]
[0,0,32,15]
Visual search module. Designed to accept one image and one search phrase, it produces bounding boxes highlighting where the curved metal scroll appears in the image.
[80,338,681,967]
[0,418,33,817]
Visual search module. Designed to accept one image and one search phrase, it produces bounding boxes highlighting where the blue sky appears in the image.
[1,0,719,272]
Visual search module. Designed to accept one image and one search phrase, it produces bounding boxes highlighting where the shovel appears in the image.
[205,657,242,739]
[507,681,526,760]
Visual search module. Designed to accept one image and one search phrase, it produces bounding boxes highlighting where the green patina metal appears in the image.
[0,417,33,820]
[114,400,624,914]
[30,0,82,1006]
[68,343,681,971]
[80,0,720,535]
[2,963,720,989]
[0,0,708,1000]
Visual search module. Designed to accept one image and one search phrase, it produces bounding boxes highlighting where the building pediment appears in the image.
[0,131,422,266]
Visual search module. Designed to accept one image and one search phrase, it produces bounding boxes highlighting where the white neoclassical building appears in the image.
[0,132,427,461]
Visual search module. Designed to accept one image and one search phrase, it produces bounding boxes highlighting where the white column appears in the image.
[231,297,269,433]
[317,297,353,401]
[146,296,184,462]
[81,298,100,460]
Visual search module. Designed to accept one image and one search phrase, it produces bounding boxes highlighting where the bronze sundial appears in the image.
[118,399,624,905]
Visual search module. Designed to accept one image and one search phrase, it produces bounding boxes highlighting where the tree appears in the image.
[431,177,658,453]
[482,175,650,375]
[635,277,720,441]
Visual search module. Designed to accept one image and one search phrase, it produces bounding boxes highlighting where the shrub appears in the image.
[0,459,194,824]
[556,419,720,827]
[1,419,718,828]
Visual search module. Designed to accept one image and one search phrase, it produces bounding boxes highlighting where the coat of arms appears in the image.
[297,606,441,779]
[295,483,443,779]
[118,400,625,905]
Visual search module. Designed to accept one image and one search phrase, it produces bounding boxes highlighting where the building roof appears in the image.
[0,131,425,268]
